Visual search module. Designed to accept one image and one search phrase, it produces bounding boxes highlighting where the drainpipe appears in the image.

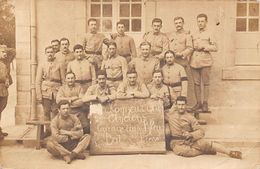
[30,0,37,120]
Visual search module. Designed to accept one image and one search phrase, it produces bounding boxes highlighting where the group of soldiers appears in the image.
[0,13,242,164]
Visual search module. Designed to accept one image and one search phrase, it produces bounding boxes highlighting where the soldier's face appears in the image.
[59,104,70,118]
[65,73,76,86]
[89,21,97,33]
[152,22,162,33]
[97,75,106,87]
[197,17,207,30]
[51,41,60,53]
[174,19,184,31]
[127,73,137,86]
[0,48,7,59]
[153,72,163,85]
[45,48,55,61]
[165,53,175,65]
[140,44,151,58]
[74,48,84,59]
[60,40,69,52]
[108,45,117,56]
[117,24,125,35]
[176,100,186,114]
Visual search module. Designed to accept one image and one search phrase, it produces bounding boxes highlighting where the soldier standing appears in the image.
[67,44,96,93]
[143,18,169,66]
[110,21,137,63]
[190,14,218,112]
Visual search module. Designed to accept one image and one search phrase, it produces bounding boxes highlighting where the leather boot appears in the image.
[202,101,208,112]
[190,102,202,111]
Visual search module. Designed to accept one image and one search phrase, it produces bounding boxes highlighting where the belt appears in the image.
[44,79,61,83]
[151,51,162,56]
[107,76,123,82]
[194,49,208,52]
[163,81,181,88]
[121,54,131,57]
[85,50,102,55]
[171,135,186,140]
[75,79,92,84]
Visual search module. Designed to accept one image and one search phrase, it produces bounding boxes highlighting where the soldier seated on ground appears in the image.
[116,69,150,99]
[167,96,242,159]
[46,100,91,164]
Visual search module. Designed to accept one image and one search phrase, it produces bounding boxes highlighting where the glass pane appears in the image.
[131,4,142,17]
[103,4,112,17]
[120,19,129,31]
[249,18,259,31]
[102,19,112,32]
[120,4,130,17]
[132,19,141,32]
[237,0,246,1]
[249,3,259,16]
[120,0,129,2]
[103,0,112,2]
[132,0,141,1]
[237,3,247,16]
[236,18,247,31]
[91,4,101,17]
[91,0,100,2]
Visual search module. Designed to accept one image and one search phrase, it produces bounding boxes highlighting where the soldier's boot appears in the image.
[0,127,8,137]
[76,153,86,160]
[202,101,208,112]
[190,102,202,112]
[229,151,242,159]
[63,155,72,164]
[190,84,202,111]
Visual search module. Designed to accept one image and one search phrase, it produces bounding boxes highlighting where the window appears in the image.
[236,0,259,32]
[88,0,143,33]
[90,0,113,32]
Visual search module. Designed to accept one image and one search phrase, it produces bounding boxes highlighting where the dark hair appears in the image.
[97,70,107,78]
[60,37,70,45]
[88,18,97,25]
[176,96,187,104]
[107,41,117,48]
[127,68,137,75]
[152,69,163,77]
[164,50,175,57]
[51,39,60,45]
[45,46,53,52]
[73,44,83,52]
[152,18,162,24]
[174,16,184,23]
[197,13,208,21]
[65,71,76,78]
[139,41,151,48]
[116,21,125,26]
[57,100,70,109]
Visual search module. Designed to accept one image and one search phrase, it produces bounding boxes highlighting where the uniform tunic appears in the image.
[54,51,75,72]
[117,81,150,99]
[0,61,9,118]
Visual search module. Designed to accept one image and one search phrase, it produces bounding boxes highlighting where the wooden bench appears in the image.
[26,120,51,150]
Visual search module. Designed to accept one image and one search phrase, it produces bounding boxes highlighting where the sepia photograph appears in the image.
[0,0,260,168]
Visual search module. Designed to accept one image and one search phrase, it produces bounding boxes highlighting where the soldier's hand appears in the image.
[5,80,10,88]
[175,52,183,58]
[150,94,159,99]
[98,96,108,103]
[183,132,193,140]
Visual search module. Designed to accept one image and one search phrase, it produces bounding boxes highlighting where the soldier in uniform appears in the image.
[101,41,128,89]
[190,14,218,112]
[110,21,137,63]
[162,50,188,103]
[82,18,109,70]
[167,96,242,159]
[83,70,116,104]
[129,41,160,85]
[36,46,65,135]
[0,45,10,138]
[56,72,89,134]
[143,18,169,66]
[54,38,75,73]
[117,69,150,99]
[51,39,60,54]
[67,44,96,93]
[46,100,91,164]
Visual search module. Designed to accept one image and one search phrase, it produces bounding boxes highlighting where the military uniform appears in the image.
[167,111,216,157]
[46,113,90,159]
[67,58,96,93]
[82,32,109,69]
[56,84,89,133]
[190,28,217,108]
[117,81,150,99]
[0,60,9,120]
[36,61,65,120]
[129,56,160,84]
[101,55,127,89]
[162,63,188,102]
[111,33,137,63]
[54,50,75,73]
[143,31,169,64]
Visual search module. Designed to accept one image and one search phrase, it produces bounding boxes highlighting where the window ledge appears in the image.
[222,66,260,80]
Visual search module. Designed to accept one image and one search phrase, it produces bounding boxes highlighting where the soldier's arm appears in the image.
[51,118,69,143]
[60,63,66,84]
[35,65,43,102]
[107,86,117,101]
[190,116,205,141]
[82,86,98,102]
[204,33,218,52]
[154,59,160,71]
[90,64,97,85]
[180,34,193,60]
[155,35,170,60]
[67,116,84,139]
[180,67,188,97]
[116,83,132,99]
[129,38,137,58]
[71,87,84,107]
[121,57,128,80]
[133,83,150,98]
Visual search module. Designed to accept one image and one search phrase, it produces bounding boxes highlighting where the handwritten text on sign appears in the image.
[90,99,166,155]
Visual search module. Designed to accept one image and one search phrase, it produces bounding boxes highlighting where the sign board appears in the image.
[90,99,166,155]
